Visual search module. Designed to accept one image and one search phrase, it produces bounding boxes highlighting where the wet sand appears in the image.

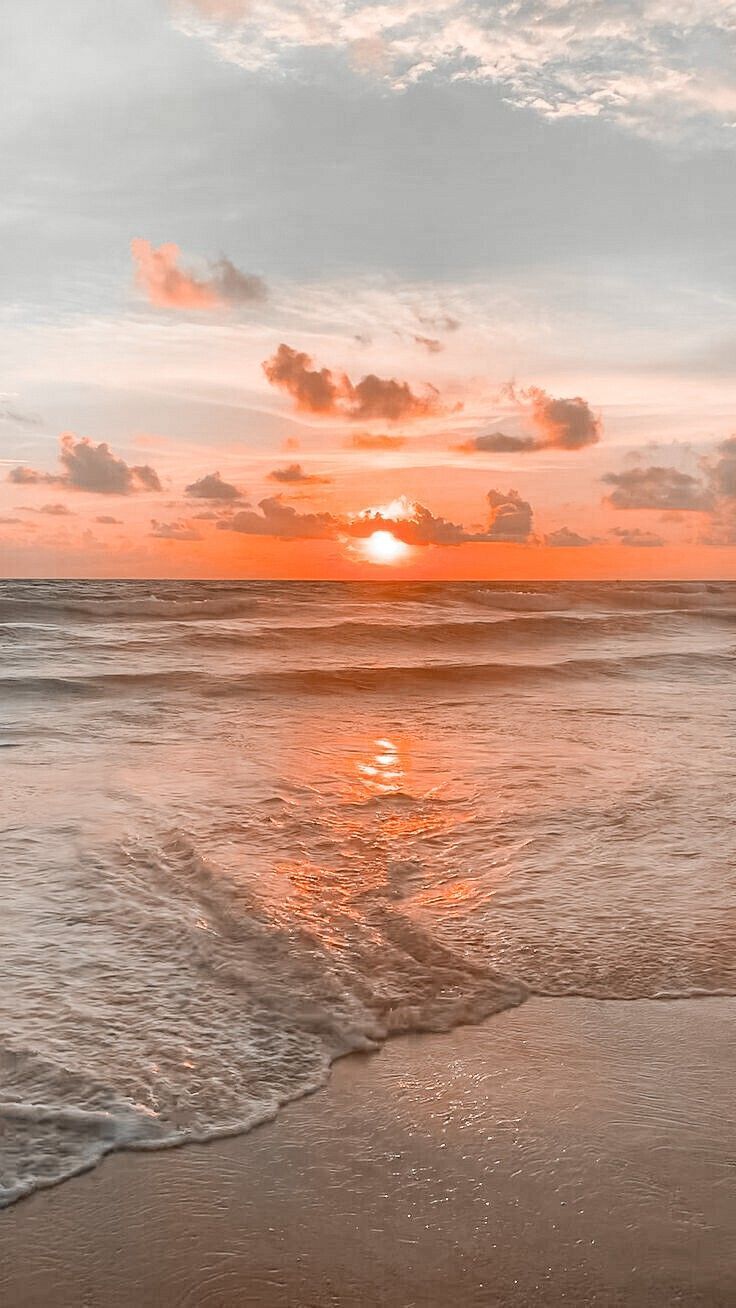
[1,996,734,1307]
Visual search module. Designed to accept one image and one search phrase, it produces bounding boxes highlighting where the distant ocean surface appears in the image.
[1,579,735,1206]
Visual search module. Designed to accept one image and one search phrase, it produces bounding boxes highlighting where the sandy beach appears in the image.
[1,996,734,1307]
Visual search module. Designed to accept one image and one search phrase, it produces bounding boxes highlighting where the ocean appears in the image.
[1,579,735,1207]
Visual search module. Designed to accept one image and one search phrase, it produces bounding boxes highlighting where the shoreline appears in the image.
[1,995,734,1306]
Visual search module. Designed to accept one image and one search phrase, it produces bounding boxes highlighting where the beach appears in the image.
[2,995,734,1307]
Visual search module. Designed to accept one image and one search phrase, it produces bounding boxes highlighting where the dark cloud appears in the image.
[150,519,202,541]
[347,501,472,547]
[349,374,444,421]
[39,503,74,516]
[414,335,443,354]
[8,435,162,495]
[7,465,52,485]
[262,343,448,422]
[185,470,243,500]
[217,488,535,548]
[610,526,664,547]
[267,463,332,485]
[706,436,736,499]
[545,526,592,547]
[485,488,534,542]
[603,464,713,511]
[219,497,338,540]
[262,344,343,414]
[504,385,601,451]
[459,431,538,453]
[210,257,267,304]
[96,515,122,524]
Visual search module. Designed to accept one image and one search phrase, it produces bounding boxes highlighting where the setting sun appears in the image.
[360,530,412,566]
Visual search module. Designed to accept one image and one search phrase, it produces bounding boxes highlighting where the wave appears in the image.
[164,611,667,652]
[0,828,527,1207]
[2,648,732,701]
[0,595,262,625]
[2,580,735,628]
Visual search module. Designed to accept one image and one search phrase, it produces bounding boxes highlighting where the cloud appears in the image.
[0,402,42,427]
[603,464,713,510]
[262,343,448,422]
[545,526,593,547]
[520,386,601,451]
[262,344,343,414]
[132,240,266,310]
[485,488,534,543]
[267,462,332,485]
[210,256,268,304]
[96,515,122,524]
[414,335,443,354]
[415,312,460,334]
[350,374,444,422]
[8,435,162,495]
[350,491,533,546]
[150,519,202,541]
[218,489,535,546]
[220,496,338,539]
[459,432,538,454]
[185,470,244,500]
[176,1,736,145]
[610,526,665,548]
[705,436,736,499]
[459,389,600,455]
[348,432,407,450]
[348,496,475,547]
[38,503,74,516]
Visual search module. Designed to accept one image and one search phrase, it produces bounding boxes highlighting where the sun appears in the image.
[361,530,412,566]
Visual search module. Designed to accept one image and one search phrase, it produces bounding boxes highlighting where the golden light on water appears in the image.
[360,530,412,566]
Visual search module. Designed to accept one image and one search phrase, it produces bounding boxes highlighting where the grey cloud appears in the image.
[8,435,162,495]
[603,464,713,511]
[460,432,538,453]
[545,526,592,547]
[485,488,534,542]
[267,463,332,485]
[150,519,202,541]
[219,497,338,539]
[610,526,664,548]
[185,471,244,500]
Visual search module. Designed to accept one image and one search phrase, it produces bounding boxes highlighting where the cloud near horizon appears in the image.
[262,343,451,422]
[610,526,665,548]
[217,488,534,546]
[8,435,162,495]
[545,526,593,547]
[132,240,267,310]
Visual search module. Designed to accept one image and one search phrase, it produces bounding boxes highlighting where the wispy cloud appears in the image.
[174,0,736,145]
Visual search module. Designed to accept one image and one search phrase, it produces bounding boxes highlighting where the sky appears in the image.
[2,0,735,579]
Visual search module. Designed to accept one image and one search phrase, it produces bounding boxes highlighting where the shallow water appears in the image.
[1,579,735,1205]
